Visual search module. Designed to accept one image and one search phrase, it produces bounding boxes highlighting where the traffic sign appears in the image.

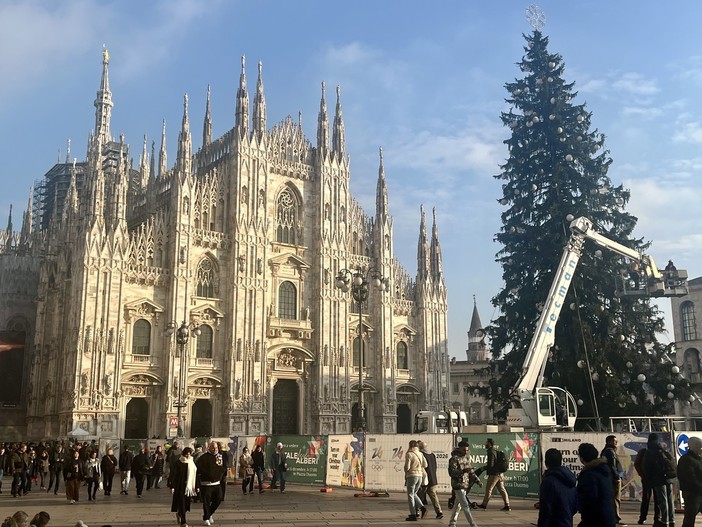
[169,416,179,428]
[677,433,689,456]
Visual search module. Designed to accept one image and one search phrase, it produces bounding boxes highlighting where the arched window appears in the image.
[682,302,698,341]
[685,348,701,375]
[396,341,408,369]
[132,320,151,355]
[278,281,297,319]
[196,325,213,359]
[353,336,366,367]
[276,188,299,245]
[196,258,216,298]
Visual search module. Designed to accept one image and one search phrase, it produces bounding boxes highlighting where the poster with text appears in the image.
[325,433,364,488]
[268,434,327,484]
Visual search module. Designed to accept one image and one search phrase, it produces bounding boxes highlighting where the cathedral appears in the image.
[0,50,449,440]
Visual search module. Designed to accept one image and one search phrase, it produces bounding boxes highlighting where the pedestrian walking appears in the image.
[417,440,443,519]
[537,448,577,527]
[195,442,227,526]
[239,447,254,494]
[447,440,479,527]
[83,451,100,501]
[643,433,676,527]
[270,443,288,493]
[48,443,65,495]
[118,445,133,495]
[152,445,165,489]
[576,442,615,527]
[37,449,49,490]
[477,438,510,511]
[218,442,231,499]
[634,444,658,525]
[100,448,118,496]
[170,446,197,527]
[10,443,29,497]
[251,444,265,493]
[601,435,627,526]
[63,449,84,504]
[404,439,427,521]
[678,436,702,527]
[131,447,151,498]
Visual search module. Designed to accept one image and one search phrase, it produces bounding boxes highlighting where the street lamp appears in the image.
[165,320,201,437]
[335,267,389,432]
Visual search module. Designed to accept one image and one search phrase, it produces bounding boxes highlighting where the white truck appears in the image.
[507,216,688,430]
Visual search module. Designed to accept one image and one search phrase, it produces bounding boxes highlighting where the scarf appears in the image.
[180,456,197,496]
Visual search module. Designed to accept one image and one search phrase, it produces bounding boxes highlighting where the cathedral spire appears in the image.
[94,46,113,144]
[375,147,389,221]
[5,204,13,236]
[316,81,329,157]
[203,84,212,147]
[139,134,149,188]
[177,94,192,176]
[252,61,267,140]
[63,163,79,222]
[149,140,156,184]
[332,85,345,161]
[158,119,167,178]
[65,139,71,163]
[235,56,250,137]
[469,296,482,335]
[430,207,444,283]
[20,188,33,244]
[417,205,429,280]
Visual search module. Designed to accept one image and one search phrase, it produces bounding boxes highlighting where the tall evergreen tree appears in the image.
[486,30,689,427]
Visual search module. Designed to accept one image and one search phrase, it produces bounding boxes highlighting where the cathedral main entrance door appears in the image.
[124,398,148,439]
[396,404,412,433]
[191,399,212,437]
[272,379,298,434]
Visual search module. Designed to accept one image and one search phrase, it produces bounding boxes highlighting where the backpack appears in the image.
[660,450,677,480]
[495,450,509,473]
[634,448,646,478]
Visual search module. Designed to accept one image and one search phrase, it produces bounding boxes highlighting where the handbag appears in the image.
[246,467,254,476]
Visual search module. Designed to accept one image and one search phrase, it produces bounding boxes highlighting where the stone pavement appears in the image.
[0,481,663,527]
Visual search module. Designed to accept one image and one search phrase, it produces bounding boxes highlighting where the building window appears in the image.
[685,348,701,375]
[132,319,151,355]
[196,325,213,359]
[278,281,297,319]
[396,341,408,369]
[196,258,216,298]
[682,302,698,341]
[353,336,366,367]
[470,403,482,422]
[276,188,299,245]
[453,383,459,394]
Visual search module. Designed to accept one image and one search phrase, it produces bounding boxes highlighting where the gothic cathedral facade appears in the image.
[0,51,449,440]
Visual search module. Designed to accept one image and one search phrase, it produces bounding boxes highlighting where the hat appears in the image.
[689,437,702,451]
[457,440,469,448]
[276,442,283,448]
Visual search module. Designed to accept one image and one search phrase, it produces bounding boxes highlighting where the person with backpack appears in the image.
[634,444,658,526]
[447,440,480,527]
[601,435,626,526]
[476,438,510,511]
[643,433,676,527]
[677,436,702,527]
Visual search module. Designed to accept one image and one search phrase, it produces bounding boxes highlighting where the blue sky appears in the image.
[1,1,701,358]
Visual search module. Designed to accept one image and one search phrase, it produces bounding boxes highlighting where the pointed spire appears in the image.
[469,296,483,335]
[332,85,345,160]
[94,46,113,144]
[235,56,250,137]
[20,187,33,244]
[149,140,156,184]
[6,204,13,235]
[430,207,444,282]
[158,119,167,178]
[375,147,389,220]
[65,139,71,163]
[177,94,192,176]
[252,61,267,139]
[139,134,150,188]
[203,84,212,147]
[63,165,79,222]
[417,205,429,280]
[316,81,329,156]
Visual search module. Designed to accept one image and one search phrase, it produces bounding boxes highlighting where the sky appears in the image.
[1,0,701,359]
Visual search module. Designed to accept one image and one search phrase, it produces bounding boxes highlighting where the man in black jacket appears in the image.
[196,442,227,526]
[118,445,134,495]
[130,446,151,498]
[477,438,510,511]
[644,433,675,527]
[678,436,702,527]
[47,443,66,495]
[601,435,626,526]
[577,442,615,527]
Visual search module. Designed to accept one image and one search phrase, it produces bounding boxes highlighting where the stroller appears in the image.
[448,467,483,510]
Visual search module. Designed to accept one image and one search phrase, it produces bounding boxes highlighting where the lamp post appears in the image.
[335,267,389,432]
[165,320,201,437]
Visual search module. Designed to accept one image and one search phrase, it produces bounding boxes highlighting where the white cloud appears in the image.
[621,106,664,119]
[672,120,702,144]
[612,72,660,96]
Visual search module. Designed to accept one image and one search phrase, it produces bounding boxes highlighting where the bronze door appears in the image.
[272,379,298,434]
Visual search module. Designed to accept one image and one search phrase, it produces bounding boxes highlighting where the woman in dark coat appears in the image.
[251,444,265,493]
[100,448,118,496]
[152,445,165,488]
[63,449,84,503]
[170,446,197,527]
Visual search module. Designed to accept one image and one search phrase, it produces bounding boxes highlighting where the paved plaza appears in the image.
[0,480,660,527]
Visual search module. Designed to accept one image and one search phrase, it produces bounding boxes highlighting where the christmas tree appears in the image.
[486,27,689,427]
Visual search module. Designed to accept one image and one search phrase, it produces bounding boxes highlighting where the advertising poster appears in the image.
[325,433,364,488]
[457,432,541,498]
[268,434,328,484]
[541,431,673,501]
